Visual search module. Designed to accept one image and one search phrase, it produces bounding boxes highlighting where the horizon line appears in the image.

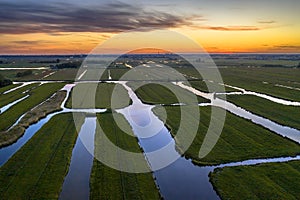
[1,52,300,56]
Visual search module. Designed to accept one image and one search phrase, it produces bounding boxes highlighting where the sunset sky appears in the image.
[0,0,299,54]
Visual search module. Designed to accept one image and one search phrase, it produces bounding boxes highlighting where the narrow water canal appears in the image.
[59,117,97,200]
[1,81,300,200]
[0,112,56,166]
[176,82,300,144]
[118,82,220,199]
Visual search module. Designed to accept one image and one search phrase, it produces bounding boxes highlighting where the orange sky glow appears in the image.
[0,0,299,54]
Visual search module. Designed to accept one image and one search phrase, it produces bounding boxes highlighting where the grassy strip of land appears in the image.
[0,83,39,108]
[153,106,300,165]
[44,68,78,81]
[213,57,299,67]
[189,80,238,93]
[210,160,300,200]
[226,95,300,130]
[78,68,108,81]
[44,68,110,81]
[15,70,53,81]
[0,83,21,94]
[66,82,130,109]
[177,67,300,101]
[219,67,300,101]
[128,82,209,104]
[0,113,85,199]
[0,90,66,147]
[90,112,160,199]
[109,68,130,80]
[0,82,65,131]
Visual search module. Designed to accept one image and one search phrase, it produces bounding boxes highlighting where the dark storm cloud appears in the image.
[0,2,196,34]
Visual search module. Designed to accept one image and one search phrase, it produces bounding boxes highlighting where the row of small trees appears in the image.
[50,61,81,69]
[16,70,32,77]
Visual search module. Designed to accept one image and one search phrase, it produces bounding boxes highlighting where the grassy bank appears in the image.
[153,106,300,165]
[226,95,300,130]
[0,82,65,131]
[66,82,130,109]
[90,112,160,199]
[0,90,66,147]
[210,160,300,199]
[128,82,209,104]
[0,113,85,199]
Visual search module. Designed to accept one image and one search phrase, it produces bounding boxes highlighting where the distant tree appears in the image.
[16,69,32,77]
[50,62,81,69]
[56,59,60,63]
[298,62,300,68]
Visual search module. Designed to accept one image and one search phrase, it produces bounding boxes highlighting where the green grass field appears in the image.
[43,68,78,81]
[44,68,127,81]
[189,80,238,93]
[0,113,85,200]
[219,67,300,101]
[0,83,39,108]
[109,68,130,80]
[213,58,299,67]
[0,83,21,94]
[177,67,300,101]
[0,82,65,131]
[153,106,300,165]
[128,82,209,104]
[0,69,51,81]
[210,160,300,200]
[226,95,300,130]
[66,82,130,109]
[20,69,56,81]
[0,91,67,147]
[90,112,160,199]
[0,57,299,199]
[0,61,50,68]
[80,68,108,80]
